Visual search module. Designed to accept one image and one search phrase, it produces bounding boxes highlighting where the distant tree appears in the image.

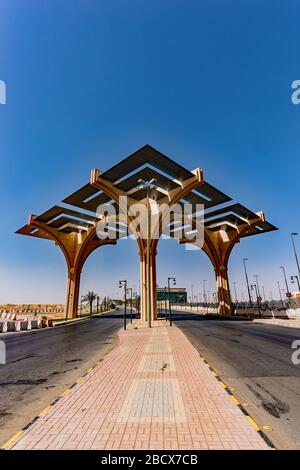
[82,291,98,315]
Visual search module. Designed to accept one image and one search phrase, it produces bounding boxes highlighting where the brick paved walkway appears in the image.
[6,321,269,450]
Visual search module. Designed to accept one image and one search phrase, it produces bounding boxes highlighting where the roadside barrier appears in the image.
[0,312,53,333]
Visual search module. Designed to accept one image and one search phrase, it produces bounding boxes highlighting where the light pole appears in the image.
[137,279,141,317]
[291,275,300,291]
[232,282,238,303]
[203,280,207,313]
[195,295,199,312]
[127,287,133,323]
[253,275,261,298]
[138,178,156,328]
[80,294,84,318]
[262,285,266,303]
[280,266,291,305]
[134,291,139,318]
[291,233,300,281]
[168,277,176,326]
[119,280,127,330]
[277,280,284,308]
[251,284,261,317]
[243,258,252,308]
[191,285,194,311]
[164,287,168,319]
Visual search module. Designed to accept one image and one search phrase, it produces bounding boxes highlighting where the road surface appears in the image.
[173,311,300,450]
[0,310,125,446]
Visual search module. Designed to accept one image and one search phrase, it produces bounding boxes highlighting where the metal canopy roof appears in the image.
[16,145,278,241]
[101,144,194,183]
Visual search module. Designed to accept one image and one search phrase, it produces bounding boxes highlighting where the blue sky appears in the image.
[0,0,300,304]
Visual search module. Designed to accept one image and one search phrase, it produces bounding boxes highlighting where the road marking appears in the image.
[247,415,260,431]
[1,430,24,449]
[230,395,240,405]
[200,353,277,450]
[38,405,52,417]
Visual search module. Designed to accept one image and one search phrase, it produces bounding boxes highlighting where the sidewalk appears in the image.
[4,321,270,450]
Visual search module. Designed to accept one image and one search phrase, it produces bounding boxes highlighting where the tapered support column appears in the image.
[140,255,146,322]
[65,266,81,319]
[139,247,157,323]
[150,251,157,320]
[215,265,232,315]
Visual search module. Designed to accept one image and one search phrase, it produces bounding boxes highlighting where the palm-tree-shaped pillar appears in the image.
[202,212,266,315]
[23,215,116,319]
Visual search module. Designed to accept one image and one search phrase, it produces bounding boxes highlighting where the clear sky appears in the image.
[0,0,300,304]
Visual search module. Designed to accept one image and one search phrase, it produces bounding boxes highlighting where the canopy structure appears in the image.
[17,145,277,319]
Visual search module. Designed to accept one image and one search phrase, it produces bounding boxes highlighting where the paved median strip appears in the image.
[2,322,274,450]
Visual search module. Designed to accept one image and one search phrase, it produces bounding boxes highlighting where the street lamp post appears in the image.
[191,285,194,311]
[203,280,208,314]
[168,277,176,326]
[262,285,266,303]
[195,295,199,312]
[80,295,84,318]
[291,275,300,292]
[232,282,238,303]
[253,275,261,298]
[138,178,156,328]
[280,266,291,306]
[127,287,133,323]
[291,233,300,281]
[243,258,252,309]
[119,280,127,330]
[134,291,139,318]
[251,284,261,318]
[277,280,284,309]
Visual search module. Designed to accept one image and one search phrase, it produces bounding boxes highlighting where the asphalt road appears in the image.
[173,311,300,450]
[0,310,125,446]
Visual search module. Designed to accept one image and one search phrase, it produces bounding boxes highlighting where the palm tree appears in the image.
[82,291,98,315]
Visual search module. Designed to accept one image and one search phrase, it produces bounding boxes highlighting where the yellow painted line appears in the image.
[212,371,218,377]
[242,403,249,406]
[76,377,83,384]
[230,387,236,391]
[230,395,240,405]
[1,430,24,449]
[263,425,270,431]
[247,415,260,431]
[87,367,93,372]
[38,405,52,417]
[219,380,227,388]
[60,389,71,397]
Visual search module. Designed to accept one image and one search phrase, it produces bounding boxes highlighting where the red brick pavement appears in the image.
[5,321,269,450]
